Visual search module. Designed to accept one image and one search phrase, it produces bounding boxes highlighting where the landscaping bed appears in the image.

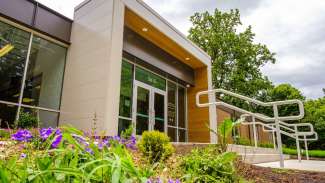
[237,162,325,183]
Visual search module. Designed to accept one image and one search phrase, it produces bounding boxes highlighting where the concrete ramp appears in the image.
[227,144,290,164]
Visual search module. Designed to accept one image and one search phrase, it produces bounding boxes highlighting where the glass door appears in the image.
[153,91,165,132]
[132,81,166,135]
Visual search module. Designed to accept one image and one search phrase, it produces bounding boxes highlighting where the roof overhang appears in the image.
[123,0,211,69]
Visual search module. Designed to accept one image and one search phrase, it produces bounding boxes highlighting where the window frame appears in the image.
[0,18,68,127]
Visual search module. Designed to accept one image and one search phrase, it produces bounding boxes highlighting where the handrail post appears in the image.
[252,116,258,148]
[304,135,309,160]
[272,128,277,150]
[273,104,284,168]
[294,125,301,162]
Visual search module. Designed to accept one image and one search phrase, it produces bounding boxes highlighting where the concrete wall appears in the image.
[59,0,125,135]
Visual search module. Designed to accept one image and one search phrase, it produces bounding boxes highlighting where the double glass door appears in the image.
[132,81,166,135]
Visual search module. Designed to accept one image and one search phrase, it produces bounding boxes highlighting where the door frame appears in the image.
[132,80,167,134]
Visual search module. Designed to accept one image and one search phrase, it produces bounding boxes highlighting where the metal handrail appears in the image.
[196,89,305,121]
[196,88,318,168]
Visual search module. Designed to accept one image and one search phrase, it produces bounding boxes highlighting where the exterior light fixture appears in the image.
[185,57,190,61]
[142,27,148,32]
[186,84,191,88]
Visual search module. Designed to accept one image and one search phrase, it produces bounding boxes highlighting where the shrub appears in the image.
[137,131,174,163]
[181,146,238,182]
[16,112,39,128]
[236,138,251,146]
[259,142,274,148]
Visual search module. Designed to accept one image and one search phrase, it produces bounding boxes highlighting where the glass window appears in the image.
[119,61,133,118]
[168,127,177,142]
[0,21,31,103]
[20,108,58,128]
[167,82,177,126]
[0,103,18,128]
[178,129,186,142]
[22,36,67,110]
[178,87,186,128]
[135,66,166,90]
[118,118,132,136]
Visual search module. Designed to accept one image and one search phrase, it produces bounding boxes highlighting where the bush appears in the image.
[181,146,239,182]
[283,147,325,158]
[259,142,274,148]
[236,138,251,146]
[137,131,174,163]
[16,112,39,128]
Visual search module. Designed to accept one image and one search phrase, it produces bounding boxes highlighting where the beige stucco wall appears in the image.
[59,0,125,135]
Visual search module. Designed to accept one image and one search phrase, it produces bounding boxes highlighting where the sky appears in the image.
[37,0,325,99]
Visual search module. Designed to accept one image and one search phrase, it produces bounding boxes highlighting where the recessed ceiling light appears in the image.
[185,57,190,61]
[142,27,148,32]
[186,84,191,88]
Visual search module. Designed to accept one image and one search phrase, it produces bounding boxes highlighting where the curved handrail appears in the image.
[196,89,305,121]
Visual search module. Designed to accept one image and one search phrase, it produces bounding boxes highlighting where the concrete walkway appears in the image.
[255,160,325,172]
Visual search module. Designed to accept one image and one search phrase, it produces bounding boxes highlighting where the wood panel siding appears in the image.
[187,67,210,142]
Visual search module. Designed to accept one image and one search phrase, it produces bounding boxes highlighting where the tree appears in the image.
[322,88,325,95]
[258,83,305,117]
[188,9,276,100]
[302,98,325,149]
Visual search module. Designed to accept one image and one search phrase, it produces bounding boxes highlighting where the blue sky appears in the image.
[37,0,325,99]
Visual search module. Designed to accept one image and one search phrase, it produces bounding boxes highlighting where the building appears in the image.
[0,0,218,143]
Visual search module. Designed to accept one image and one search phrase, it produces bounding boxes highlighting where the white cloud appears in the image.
[36,0,325,99]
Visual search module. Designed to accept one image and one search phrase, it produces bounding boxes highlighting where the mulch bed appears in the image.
[236,162,325,183]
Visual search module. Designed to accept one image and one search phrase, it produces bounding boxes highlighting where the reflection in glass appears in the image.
[0,21,30,103]
[0,103,18,128]
[135,66,166,90]
[178,87,186,128]
[22,35,66,110]
[154,93,165,132]
[21,108,58,128]
[136,87,150,135]
[168,127,177,142]
[167,82,176,126]
[119,61,133,118]
[178,129,186,142]
[118,118,132,136]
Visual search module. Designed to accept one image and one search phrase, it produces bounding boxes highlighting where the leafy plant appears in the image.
[137,131,174,164]
[181,146,238,183]
[209,119,240,152]
[121,124,134,140]
[15,111,39,129]
[0,126,150,182]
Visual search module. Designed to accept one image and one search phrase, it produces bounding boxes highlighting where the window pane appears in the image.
[119,61,133,118]
[118,118,132,136]
[178,87,186,128]
[0,103,18,128]
[0,21,31,103]
[20,108,58,128]
[135,66,166,90]
[168,127,177,142]
[167,82,176,126]
[178,129,186,142]
[22,36,67,110]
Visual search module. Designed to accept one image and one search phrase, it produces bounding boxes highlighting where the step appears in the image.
[227,144,291,164]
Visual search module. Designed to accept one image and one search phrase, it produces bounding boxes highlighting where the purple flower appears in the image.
[11,130,33,142]
[85,147,94,154]
[20,153,27,159]
[39,127,54,140]
[51,129,62,148]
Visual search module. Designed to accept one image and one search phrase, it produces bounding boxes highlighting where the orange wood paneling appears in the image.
[187,67,210,142]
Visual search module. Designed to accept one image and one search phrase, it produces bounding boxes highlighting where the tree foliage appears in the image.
[302,98,325,149]
[188,9,275,99]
